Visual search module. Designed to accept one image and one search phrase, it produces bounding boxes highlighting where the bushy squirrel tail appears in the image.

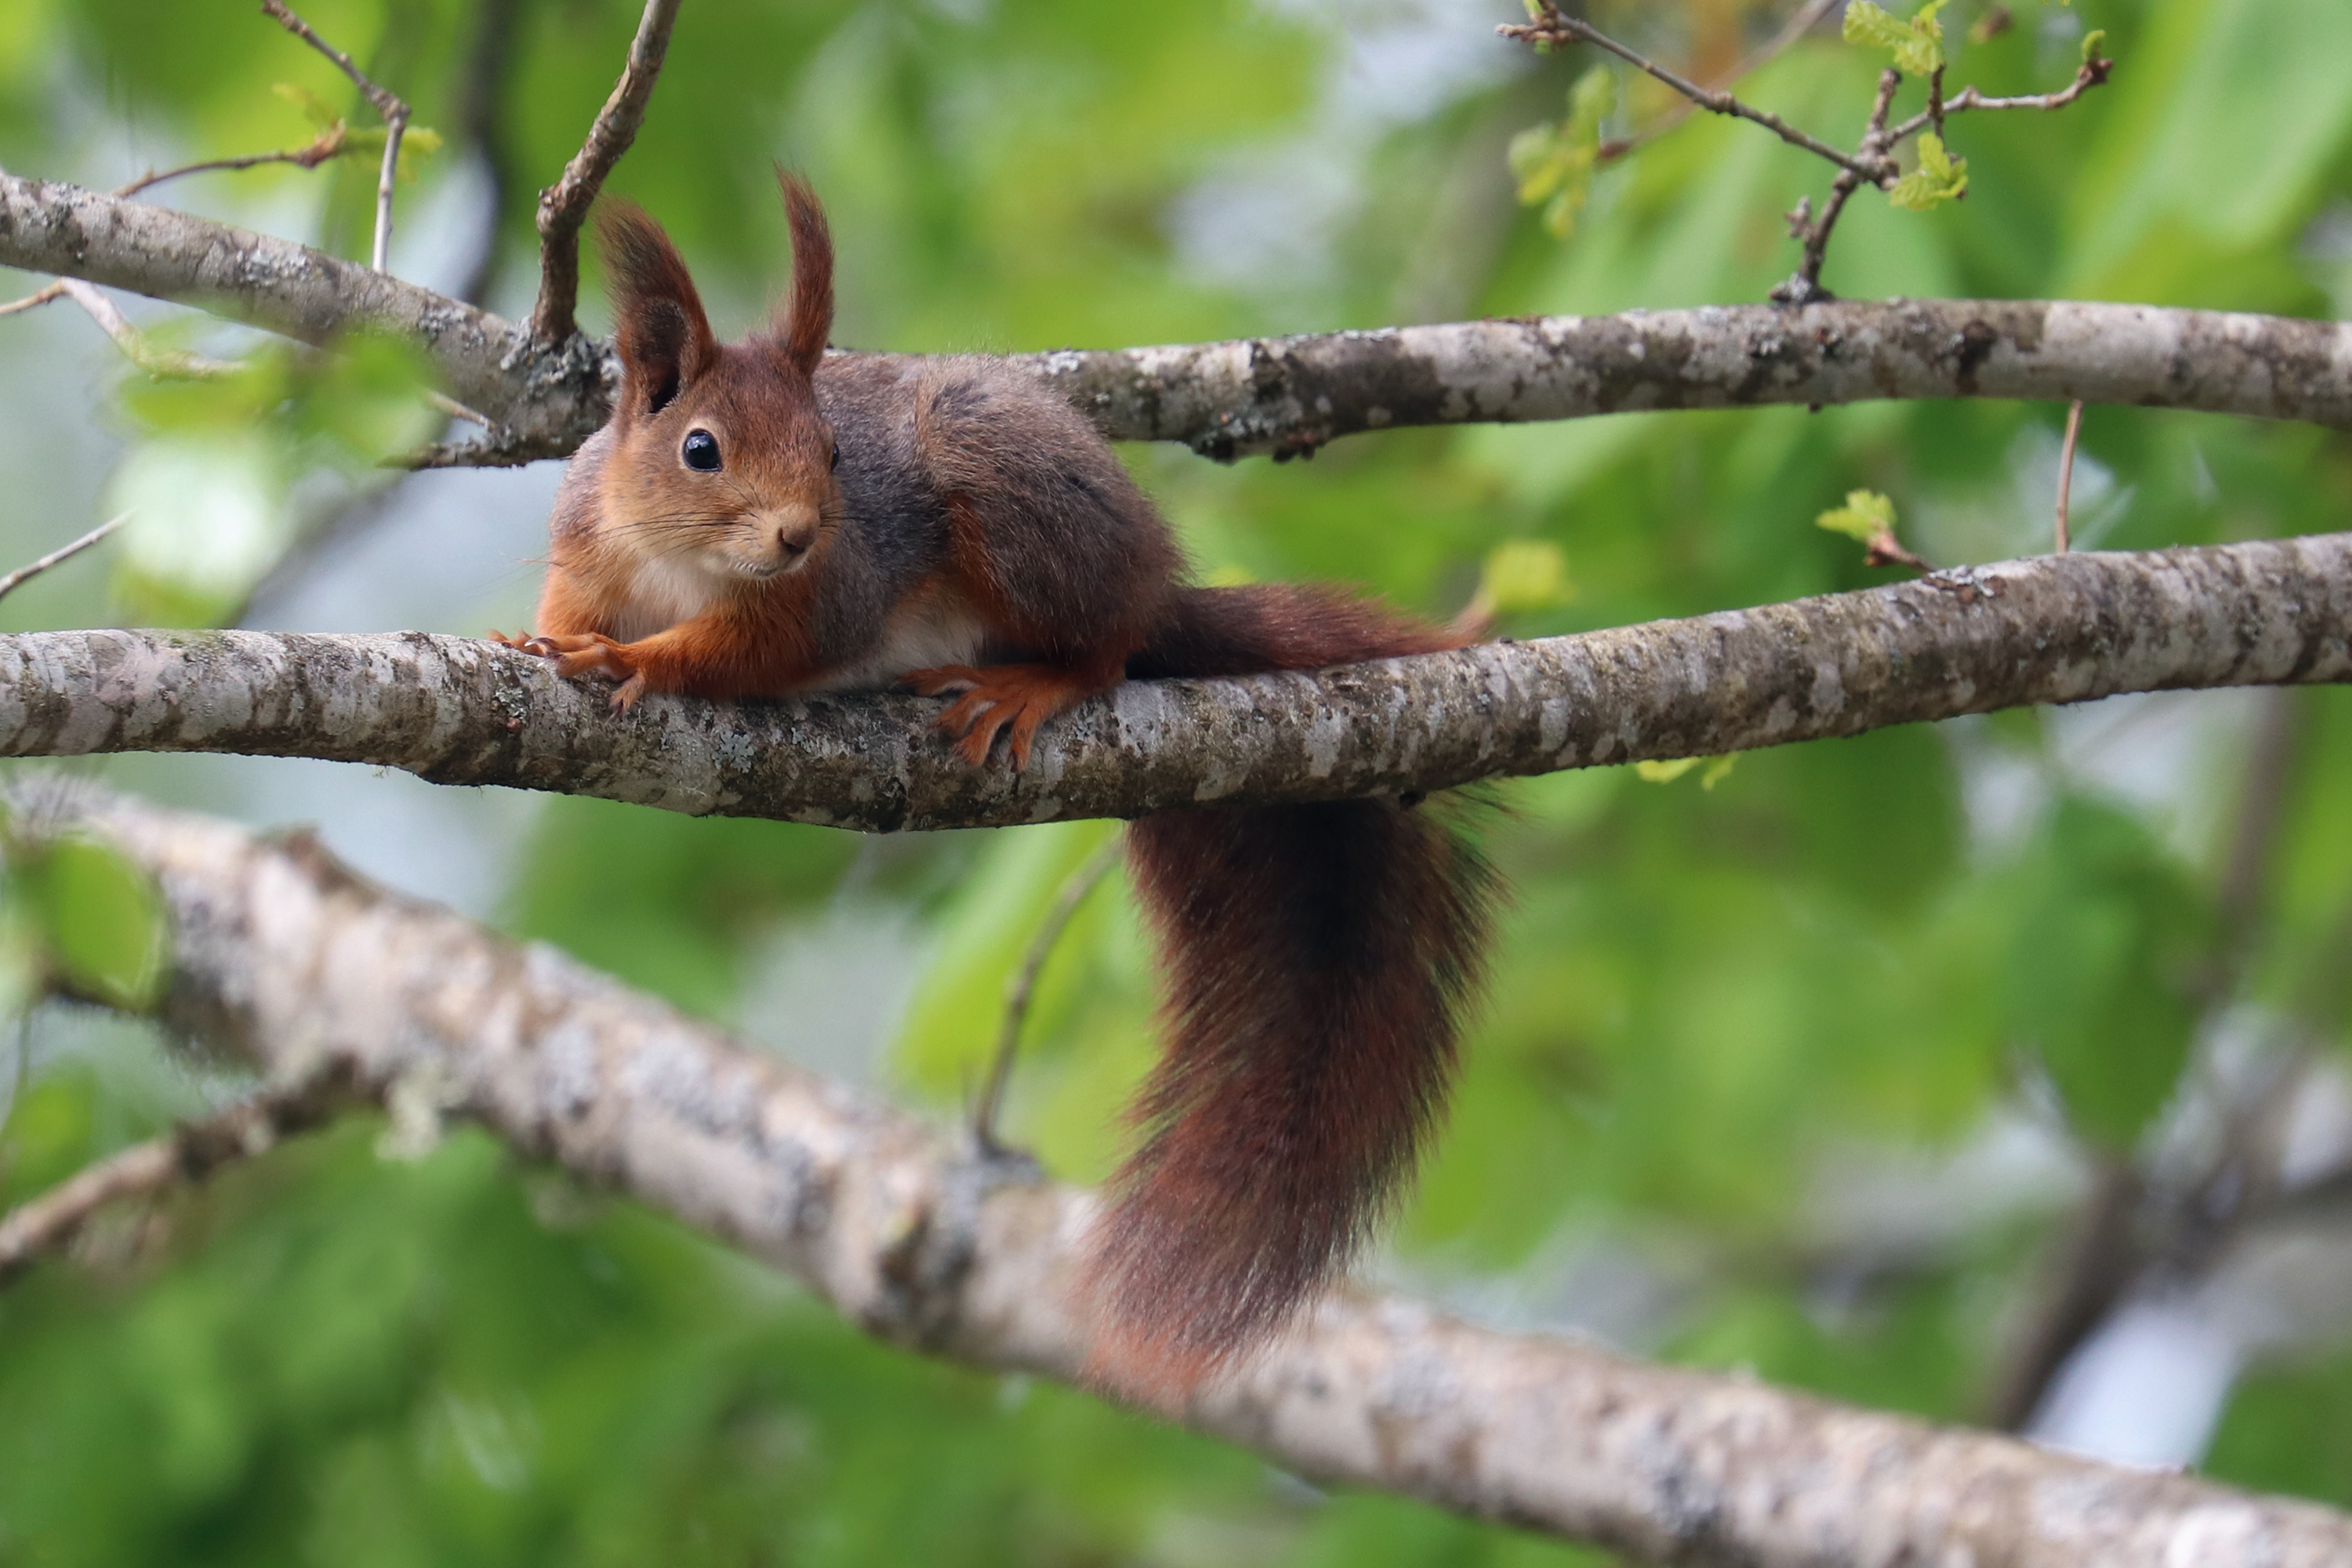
[1087,586,1501,1394]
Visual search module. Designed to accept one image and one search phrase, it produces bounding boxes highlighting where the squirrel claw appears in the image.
[905,662,1098,771]
[506,631,637,691]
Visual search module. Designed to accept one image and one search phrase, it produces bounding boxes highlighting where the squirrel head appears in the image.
[591,172,839,585]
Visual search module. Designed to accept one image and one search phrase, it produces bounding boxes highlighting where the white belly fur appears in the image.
[608,555,727,644]
[808,593,991,693]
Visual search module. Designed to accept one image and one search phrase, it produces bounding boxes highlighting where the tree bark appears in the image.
[0,533,2341,830]
[24,782,2350,1568]
[10,175,2352,463]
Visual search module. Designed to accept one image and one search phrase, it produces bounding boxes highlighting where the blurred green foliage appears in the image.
[2,0,2351,1560]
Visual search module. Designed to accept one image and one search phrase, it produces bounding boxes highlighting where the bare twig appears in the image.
[0,280,64,320]
[1773,67,1901,305]
[57,278,239,379]
[113,129,355,201]
[1864,528,1932,572]
[1595,0,1844,165]
[2055,399,2085,553]
[1501,7,1894,186]
[1987,686,2310,1430]
[423,390,493,428]
[1887,56,2115,147]
[2,134,358,323]
[259,0,408,273]
[530,0,686,343]
[1987,1158,2143,1430]
[0,514,126,605]
[973,833,1123,1153]
[0,1068,360,1289]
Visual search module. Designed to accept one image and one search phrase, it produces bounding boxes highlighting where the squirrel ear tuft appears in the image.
[771,170,834,379]
[597,201,717,416]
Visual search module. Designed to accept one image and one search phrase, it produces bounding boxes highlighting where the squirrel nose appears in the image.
[760,503,819,561]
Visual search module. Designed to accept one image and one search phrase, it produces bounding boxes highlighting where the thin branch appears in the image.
[2055,399,2085,553]
[259,0,410,274]
[1886,56,2115,147]
[1985,1157,2143,1431]
[1501,7,1893,186]
[56,278,239,379]
[0,514,126,604]
[28,783,2352,1568]
[0,533,2342,833]
[1987,684,2311,1429]
[1,132,353,324]
[1773,67,1901,306]
[973,833,1123,1153]
[113,128,354,200]
[0,1067,360,1289]
[0,280,64,320]
[530,0,685,344]
[1595,0,1845,165]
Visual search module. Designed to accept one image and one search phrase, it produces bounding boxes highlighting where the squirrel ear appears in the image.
[597,201,717,417]
[771,170,834,379]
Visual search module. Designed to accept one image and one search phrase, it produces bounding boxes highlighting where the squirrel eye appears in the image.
[681,429,722,472]
[829,444,840,471]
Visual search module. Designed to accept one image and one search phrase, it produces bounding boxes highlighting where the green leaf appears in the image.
[270,81,342,130]
[16,836,167,1011]
[1816,488,1898,543]
[342,123,444,183]
[1475,539,1573,615]
[1842,0,1945,75]
[2080,27,2107,62]
[1507,66,1614,239]
[1841,2,1911,50]
[106,431,292,626]
[1888,132,1969,211]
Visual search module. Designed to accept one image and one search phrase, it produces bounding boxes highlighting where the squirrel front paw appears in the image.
[493,631,648,715]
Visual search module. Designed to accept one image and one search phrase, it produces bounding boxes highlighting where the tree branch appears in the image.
[0,1065,362,1288]
[0,172,604,453]
[0,534,2341,829]
[1500,9,1893,185]
[258,0,410,274]
[22,782,2350,1568]
[1018,296,2352,456]
[529,0,684,344]
[12,174,2352,463]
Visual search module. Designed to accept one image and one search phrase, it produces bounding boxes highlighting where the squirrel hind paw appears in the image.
[907,662,1101,771]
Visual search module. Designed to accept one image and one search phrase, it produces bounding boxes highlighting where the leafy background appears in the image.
[3,0,2352,1562]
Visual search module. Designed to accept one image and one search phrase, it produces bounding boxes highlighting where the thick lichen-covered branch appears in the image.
[9,175,2352,463]
[20,784,2351,1568]
[0,534,2342,830]
[0,172,605,455]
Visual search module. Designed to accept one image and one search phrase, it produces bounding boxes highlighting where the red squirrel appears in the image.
[499,175,1501,1391]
